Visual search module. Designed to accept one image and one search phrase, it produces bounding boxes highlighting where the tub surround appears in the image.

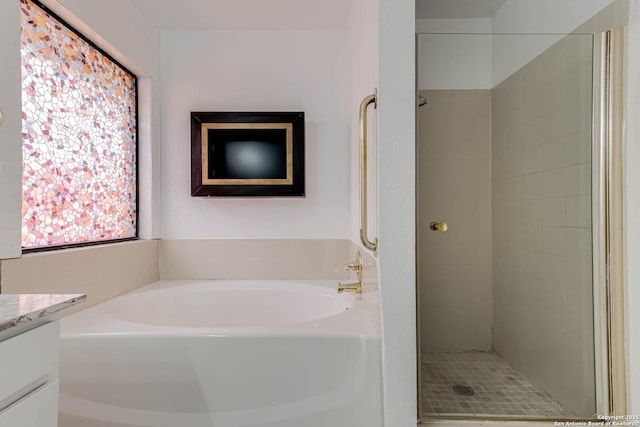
[0,294,86,334]
[160,239,352,280]
[1,239,375,319]
[1,240,159,316]
[159,239,380,302]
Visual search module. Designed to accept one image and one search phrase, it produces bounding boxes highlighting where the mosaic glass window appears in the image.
[20,0,137,249]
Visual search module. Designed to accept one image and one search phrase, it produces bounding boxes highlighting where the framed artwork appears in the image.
[191,112,305,197]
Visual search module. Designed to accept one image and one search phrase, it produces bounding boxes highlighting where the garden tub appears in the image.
[58,279,382,427]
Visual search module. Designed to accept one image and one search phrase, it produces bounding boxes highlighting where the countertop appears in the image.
[0,294,86,333]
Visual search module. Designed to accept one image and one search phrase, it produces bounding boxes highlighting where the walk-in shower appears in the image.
[416,31,603,421]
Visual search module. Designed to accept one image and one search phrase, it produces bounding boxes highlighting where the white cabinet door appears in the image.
[0,322,59,405]
[0,380,59,427]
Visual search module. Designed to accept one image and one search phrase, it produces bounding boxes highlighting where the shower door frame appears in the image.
[592,27,626,417]
[415,29,627,423]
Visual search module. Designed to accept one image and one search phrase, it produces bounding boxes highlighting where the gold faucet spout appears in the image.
[337,281,362,294]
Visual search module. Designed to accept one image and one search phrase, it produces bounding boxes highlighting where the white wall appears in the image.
[47,0,157,73]
[416,17,493,34]
[492,34,562,88]
[378,0,416,425]
[160,30,350,239]
[348,0,379,247]
[417,1,620,90]
[492,0,617,85]
[0,0,22,259]
[416,19,492,90]
[625,0,640,415]
[493,0,616,33]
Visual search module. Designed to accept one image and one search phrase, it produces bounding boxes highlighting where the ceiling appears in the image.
[416,0,507,19]
[131,0,350,30]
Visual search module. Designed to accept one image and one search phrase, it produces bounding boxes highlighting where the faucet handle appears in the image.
[344,250,363,271]
[344,262,361,272]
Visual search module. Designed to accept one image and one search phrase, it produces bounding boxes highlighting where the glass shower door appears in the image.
[416,32,596,420]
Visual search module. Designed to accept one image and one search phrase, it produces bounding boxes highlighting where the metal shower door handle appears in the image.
[430,221,448,232]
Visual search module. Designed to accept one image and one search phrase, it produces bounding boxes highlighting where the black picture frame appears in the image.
[191,112,305,197]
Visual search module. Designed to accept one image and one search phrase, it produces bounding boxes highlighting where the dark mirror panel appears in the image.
[207,130,287,180]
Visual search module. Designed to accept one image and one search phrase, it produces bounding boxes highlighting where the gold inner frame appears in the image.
[201,122,293,185]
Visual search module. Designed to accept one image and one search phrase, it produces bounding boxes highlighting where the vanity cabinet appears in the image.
[0,322,61,427]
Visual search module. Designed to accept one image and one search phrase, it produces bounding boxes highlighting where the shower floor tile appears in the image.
[421,351,575,419]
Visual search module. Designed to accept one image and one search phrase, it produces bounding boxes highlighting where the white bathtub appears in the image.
[59,280,382,427]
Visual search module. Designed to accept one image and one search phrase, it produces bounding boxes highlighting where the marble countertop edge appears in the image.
[0,294,87,333]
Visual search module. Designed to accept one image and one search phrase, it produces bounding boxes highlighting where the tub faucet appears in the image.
[338,251,363,294]
[337,282,361,293]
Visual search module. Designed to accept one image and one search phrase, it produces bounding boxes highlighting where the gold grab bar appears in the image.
[359,90,378,252]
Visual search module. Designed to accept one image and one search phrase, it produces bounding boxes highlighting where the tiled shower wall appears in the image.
[491,33,595,416]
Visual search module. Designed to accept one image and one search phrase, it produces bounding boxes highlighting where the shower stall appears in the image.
[416,29,619,421]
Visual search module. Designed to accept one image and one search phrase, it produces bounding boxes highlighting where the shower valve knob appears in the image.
[429,221,448,232]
